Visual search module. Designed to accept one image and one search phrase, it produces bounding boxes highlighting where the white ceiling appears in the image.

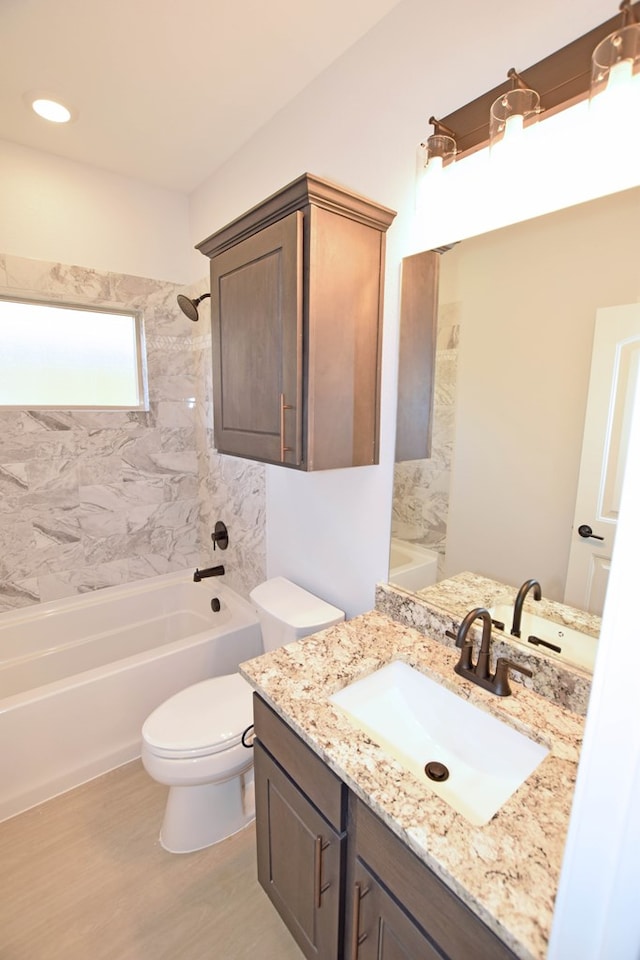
[0,0,405,194]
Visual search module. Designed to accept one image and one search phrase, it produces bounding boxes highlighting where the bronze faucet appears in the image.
[511,579,542,637]
[454,606,533,697]
[193,565,225,582]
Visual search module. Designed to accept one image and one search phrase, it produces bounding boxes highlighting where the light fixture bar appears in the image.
[436,0,640,158]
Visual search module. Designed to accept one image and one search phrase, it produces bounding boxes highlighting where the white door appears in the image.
[564,303,640,615]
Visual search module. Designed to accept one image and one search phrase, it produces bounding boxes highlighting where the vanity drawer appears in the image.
[253,694,346,831]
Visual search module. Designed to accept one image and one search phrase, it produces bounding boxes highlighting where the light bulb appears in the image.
[31,98,72,123]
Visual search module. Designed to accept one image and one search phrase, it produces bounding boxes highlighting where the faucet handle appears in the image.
[492,658,533,697]
[455,640,475,673]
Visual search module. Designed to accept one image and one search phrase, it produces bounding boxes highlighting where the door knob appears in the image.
[578,524,604,541]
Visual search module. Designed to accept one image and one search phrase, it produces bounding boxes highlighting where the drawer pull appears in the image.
[350,881,369,959]
[279,392,294,462]
[314,836,331,908]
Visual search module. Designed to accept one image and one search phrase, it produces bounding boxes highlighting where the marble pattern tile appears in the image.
[241,611,585,960]
[0,258,267,612]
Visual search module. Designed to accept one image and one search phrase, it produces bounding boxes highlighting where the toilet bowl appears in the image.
[141,577,344,853]
[141,672,255,853]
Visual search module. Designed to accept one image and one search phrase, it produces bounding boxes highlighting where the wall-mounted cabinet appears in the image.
[395,250,439,462]
[196,174,396,471]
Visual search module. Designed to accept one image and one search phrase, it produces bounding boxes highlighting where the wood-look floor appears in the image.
[0,760,304,960]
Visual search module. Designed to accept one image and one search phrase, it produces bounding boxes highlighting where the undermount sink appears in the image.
[489,603,597,672]
[329,660,548,826]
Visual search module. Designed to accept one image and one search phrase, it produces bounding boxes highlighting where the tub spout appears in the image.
[193,565,225,582]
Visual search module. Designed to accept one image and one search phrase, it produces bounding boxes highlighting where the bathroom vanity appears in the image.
[253,693,518,959]
[241,611,584,960]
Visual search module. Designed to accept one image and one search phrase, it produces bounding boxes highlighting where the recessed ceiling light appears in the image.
[32,98,71,123]
[24,91,77,124]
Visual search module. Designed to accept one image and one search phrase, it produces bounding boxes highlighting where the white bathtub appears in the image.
[389,538,439,592]
[0,570,263,823]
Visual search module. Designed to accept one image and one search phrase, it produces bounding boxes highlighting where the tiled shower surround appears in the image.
[0,254,266,613]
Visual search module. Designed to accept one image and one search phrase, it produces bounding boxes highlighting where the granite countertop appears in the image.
[240,610,584,960]
[376,575,595,716]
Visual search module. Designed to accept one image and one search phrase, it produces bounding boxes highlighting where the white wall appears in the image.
[0,139,195,284]
[188,0,618,617]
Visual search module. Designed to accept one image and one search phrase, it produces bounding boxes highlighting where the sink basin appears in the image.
[329,660,548,826]
[489,604,597,672]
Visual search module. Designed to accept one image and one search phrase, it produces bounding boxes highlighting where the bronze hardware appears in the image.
[432,2,640,157]
[314,835,331,909]
[350,881,370,959]
[507,67,532,91]
[511,579,542,637]
[454,607,533,696]
[279,392,294,462]
[578,524,605,541]
[211,520,229,550]
[427,116,456,139]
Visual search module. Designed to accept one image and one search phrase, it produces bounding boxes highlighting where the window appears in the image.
[0,297,147,409]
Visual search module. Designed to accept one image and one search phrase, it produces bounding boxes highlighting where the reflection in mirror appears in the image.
[391,185,640,659]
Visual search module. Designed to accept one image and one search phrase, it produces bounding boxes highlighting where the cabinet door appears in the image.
[210,210,303,465]
[349,859,444,960]
[350,798,517,960]
[255,742,344,960]
[395,250,439,462]
[305,204,385,469]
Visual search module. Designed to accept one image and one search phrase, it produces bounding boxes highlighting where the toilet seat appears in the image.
[142,673,253,760]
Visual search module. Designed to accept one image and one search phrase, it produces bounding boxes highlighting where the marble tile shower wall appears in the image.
[392,301,460,576]
[0,254,266,613]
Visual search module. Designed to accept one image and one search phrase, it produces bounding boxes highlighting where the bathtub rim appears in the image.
[0,569,263,822]
[0,570,260,714]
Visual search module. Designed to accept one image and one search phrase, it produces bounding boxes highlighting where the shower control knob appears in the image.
[578,524,604,541]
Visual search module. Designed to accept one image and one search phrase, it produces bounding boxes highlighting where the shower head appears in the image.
[177,292,211,322]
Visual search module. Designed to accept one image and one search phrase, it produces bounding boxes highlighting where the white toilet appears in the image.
[141,577,344,853]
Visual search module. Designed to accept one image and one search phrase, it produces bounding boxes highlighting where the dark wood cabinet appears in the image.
[395,250,439,462]
[253,694,519,960]
[349,856,444,960]
[197,174,396,471]
[253,696,346,960]
[346,796,518,960]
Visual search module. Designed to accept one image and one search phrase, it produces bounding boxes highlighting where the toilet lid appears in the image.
[142,673,254,759]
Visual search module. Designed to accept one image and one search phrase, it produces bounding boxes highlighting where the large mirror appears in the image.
[390,185,640,666]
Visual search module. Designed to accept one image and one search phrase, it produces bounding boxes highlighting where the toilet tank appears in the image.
[249,577,345,652]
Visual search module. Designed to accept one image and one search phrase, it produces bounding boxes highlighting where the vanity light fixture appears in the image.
[489,69,541,149]
[420,117,457,172]
[590,0,640,98]
[412,1,640,252]
[176,292,211,322]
